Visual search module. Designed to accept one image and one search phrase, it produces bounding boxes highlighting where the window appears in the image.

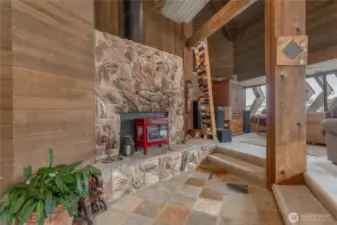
[306,78,322,110]
[256,85,266,114]
[327,74,337,108]
[245,87,255,110]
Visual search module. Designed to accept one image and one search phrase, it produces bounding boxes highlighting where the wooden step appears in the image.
[305,172,337,220]
[207,153,266,187]
[273,185,337,225]
[214,145,266,167]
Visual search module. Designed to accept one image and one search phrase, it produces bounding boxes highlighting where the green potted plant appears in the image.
[0,148,101,225]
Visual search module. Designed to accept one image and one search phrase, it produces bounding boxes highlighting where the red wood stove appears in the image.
[135,117,169,155]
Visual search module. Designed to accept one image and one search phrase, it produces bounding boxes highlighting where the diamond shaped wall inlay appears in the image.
[282,40,304,60]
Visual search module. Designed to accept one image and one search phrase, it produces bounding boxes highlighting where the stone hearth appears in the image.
[93,139,216,203]
[94,31,184,157]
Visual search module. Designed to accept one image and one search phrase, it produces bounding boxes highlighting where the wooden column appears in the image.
[183,22,194,132]
[265,0,307,187]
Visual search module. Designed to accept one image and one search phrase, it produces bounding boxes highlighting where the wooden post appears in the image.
[183,22,194,132]
[265,0,307,187]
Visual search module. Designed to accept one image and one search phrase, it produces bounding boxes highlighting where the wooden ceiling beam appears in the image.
[210,0,236,41]
[187,0,257,47]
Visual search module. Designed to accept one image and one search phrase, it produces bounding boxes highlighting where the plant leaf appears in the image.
[0,183,29,200]
[44,193,53,218]
[82,172,89,193]
[55,176,64,193]
[23,165,32,180]
[5,215,13,225]
[19,198,36,225]
[79,165,101,174]
[37,200,45,225]
[30,177,39,187]
[54,161,82,174]
[8,195,26,215]
[76,173,82,195]
[37,167,54,175]
[60,197,74,216]
[47,148,54,167]
[61,174,76,184]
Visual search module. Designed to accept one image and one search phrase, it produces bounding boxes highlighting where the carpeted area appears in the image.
[240,136,327,157]
[240,139,266,147]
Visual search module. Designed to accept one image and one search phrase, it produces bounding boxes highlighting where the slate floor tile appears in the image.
[157,204,191,225]
[190,171,210,180]
[133,199,167,218]
[169,171,191,183]
[218,174,248,184]
[248,186,277,210]
[254,209,284,225]
[151,221,170,225]
[226,183,249,195]
[96,169,280,225]
[204,179,227,194]
[192,198,222,216]
[96,208,130,225]
[185,178,206,187]
[112,195,145,212]
[169,185,202,208]
[179,185,203,198]
[218,218,247,225]
[120,214,155,225]
[157,180,183,194]
[221,193,251,223]
[185,210,218,225]
[146,188,172,203]
[199,188,224,201]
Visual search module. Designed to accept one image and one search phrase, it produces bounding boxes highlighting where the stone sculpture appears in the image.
[76,173,107,225]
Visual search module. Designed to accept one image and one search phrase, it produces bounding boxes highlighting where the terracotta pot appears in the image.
[21,204,73,225]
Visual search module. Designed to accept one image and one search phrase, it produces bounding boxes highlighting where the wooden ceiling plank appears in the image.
[187,0,257,47]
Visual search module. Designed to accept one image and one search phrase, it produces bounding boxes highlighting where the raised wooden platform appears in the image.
[273,185,337,225]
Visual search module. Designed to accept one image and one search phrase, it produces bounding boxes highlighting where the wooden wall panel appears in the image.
[193,3,234,79]
[233,0,265,81]
[94,0,120,36]
[0,1,14,192]
[93,0,183,57]
[8,0,95,181]
[142,0,184,58]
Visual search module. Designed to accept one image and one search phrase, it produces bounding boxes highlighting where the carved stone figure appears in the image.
[76,173,107,225]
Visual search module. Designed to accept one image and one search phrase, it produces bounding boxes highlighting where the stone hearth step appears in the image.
[207,153,265,187]
[273,185,337,225]
[305,172,337,221]
[214,145,266,167]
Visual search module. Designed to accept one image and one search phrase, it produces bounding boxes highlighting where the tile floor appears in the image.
[96,170,284,225]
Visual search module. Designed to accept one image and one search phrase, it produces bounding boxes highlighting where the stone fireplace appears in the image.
[94,31,184,157]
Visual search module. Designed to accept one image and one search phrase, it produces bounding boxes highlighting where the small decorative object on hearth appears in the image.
[122,135,135,157]
[101,124,117,163]
[76,173,107,225]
